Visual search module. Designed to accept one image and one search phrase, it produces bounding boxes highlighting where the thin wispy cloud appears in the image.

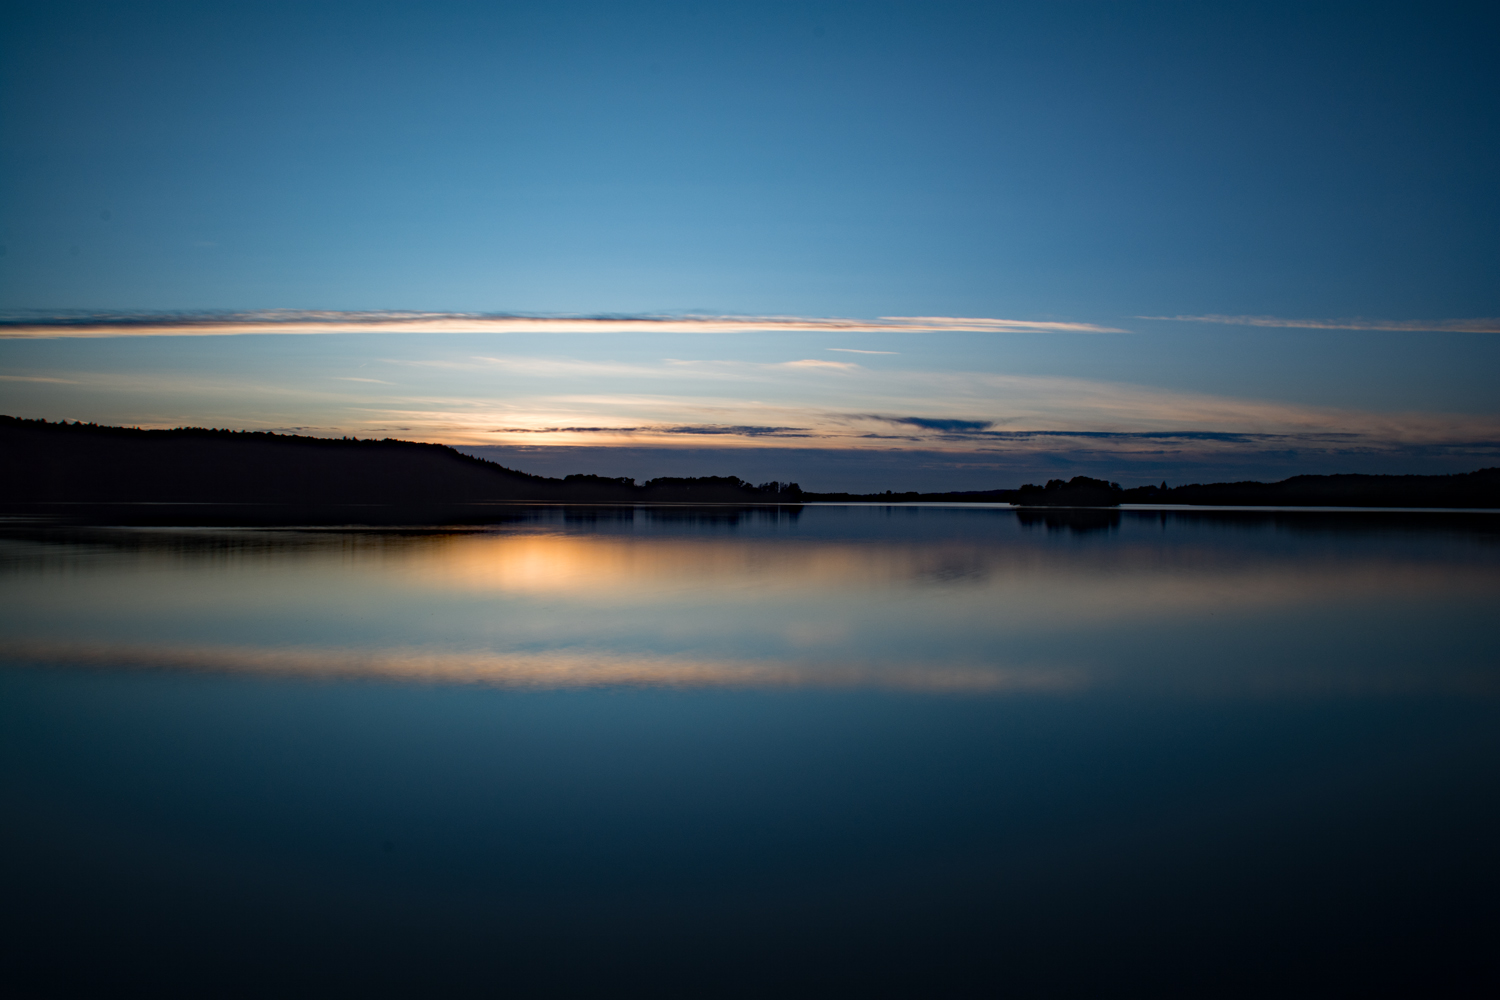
[488,424,813,438]
[778,359,861,370]
[1141,314,1500,333]
[347,376,1500,458]
[438,355,865,382]
[882,316,1124,333]
[23,358,1492,456]
[660,358,864,379]
[10,336,1496,478]
[470,356,682,379]
[0,310,1128,338]
[880,416,995,432]
[828,348,898,355]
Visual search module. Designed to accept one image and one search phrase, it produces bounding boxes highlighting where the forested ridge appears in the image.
[4,416,1496,509]
[0,416,800,504]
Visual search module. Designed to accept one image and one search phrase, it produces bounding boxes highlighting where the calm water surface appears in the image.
[2,506,1498,997]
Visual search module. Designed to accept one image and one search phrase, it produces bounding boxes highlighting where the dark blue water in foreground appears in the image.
[3,506,1498,997]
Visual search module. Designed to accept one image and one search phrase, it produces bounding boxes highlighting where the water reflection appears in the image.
[4,506,1500,997]
[1016,507,1120,533]
[2,507,1496,695]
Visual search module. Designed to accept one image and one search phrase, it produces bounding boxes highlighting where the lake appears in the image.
[3,505,1498,997]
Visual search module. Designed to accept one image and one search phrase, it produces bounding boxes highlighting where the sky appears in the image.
[2,0,1497,491]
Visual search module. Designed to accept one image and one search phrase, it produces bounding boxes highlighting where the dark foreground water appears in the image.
[2,505,1498,998]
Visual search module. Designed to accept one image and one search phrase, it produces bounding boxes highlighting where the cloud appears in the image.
[651,358,867,381]
[884,316,1126,333]
[881,416,995,432]
[471,356,684,379]
[1140,314,1500,333]
[0,310,1128,338]
[658,425,813,437]
[485,426,643,434]
[489,424,812,438]
[315,362,1500,459]
[11,337,1496,472]
[0,374,79,383]
[828,348,899,354]
[778,359,860,370]
[453,355,859,381]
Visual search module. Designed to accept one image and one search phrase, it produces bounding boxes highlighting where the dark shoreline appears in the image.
[5,415,1498,519]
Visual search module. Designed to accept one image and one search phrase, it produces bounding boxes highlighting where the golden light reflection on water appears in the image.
[383,532,1488,626]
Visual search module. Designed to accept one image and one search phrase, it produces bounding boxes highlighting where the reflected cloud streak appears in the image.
[0,640,1076,692]
[3,632,1491,696]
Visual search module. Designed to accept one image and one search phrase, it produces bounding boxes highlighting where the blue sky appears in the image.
[2,1,1497,490]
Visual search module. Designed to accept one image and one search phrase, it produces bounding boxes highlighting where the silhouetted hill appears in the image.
[0,417,802,510]
[2,417,550,504]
